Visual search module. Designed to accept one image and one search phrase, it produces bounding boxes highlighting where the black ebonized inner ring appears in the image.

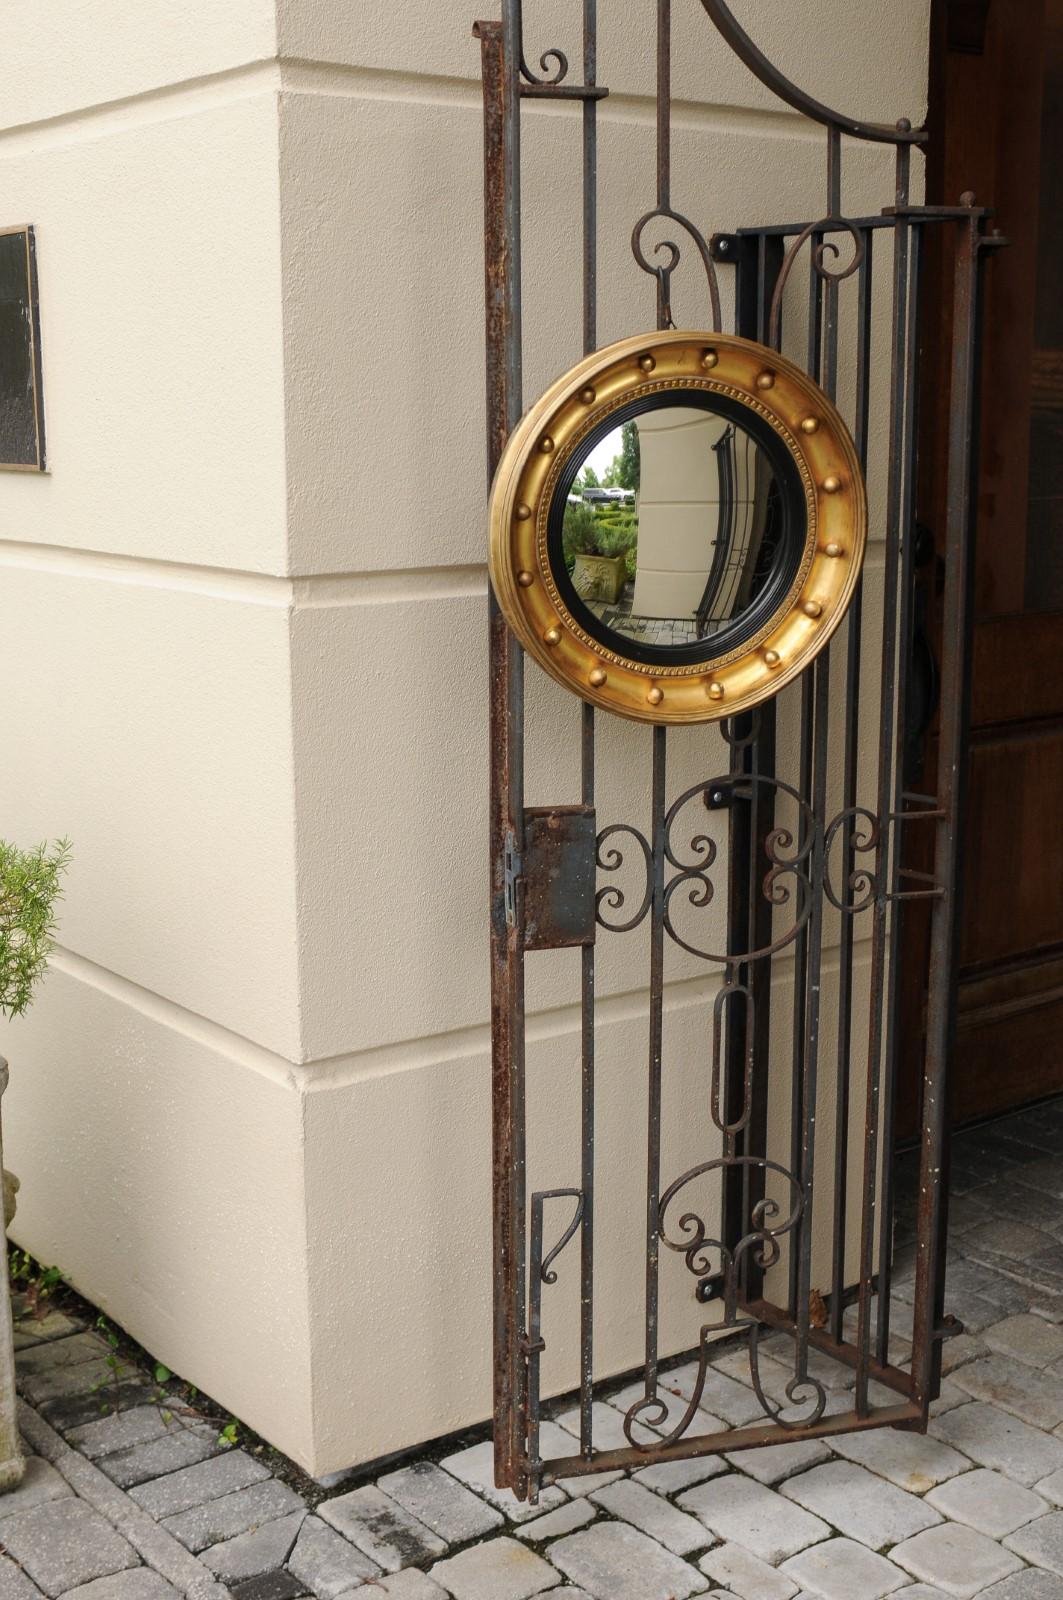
[547,390,808,668]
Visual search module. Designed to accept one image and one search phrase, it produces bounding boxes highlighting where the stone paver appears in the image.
[985,1314,1063,1368]
[927,1467,1048,1538]
[201,1510,307,1582]
[828,1425,968,1493]
[587,1478,707,1555]
[781,1458,940,1550]
[932,1401,1063,1485]
[318,1485,446,1572]
[0,1498,137,1597]
[725,1438,831,1486]
[780,1535,908,1600]
[65,1578,179,1600]
[96,1426,219,1489]
[0,1553,46,1600]
[67,1408,173,1462]
[0,1456,72,1516]
[1006,1509,1063,1575]
[379,1460,502,1543]
[952,1356,1063,1429]
[129,1448,272,1517]
[697,1540,799,1599]
[982,1574,1063,1598]
[286,1513,382,1597]
[232,1573,309,1600]
[550,1522,707,1600]
[439,1442,567,1523]
[632,1454,726,1494]
[161,1477,304,1552]
[350,1574,447,1598]
[430,1534,559,1599]
[679,1472,829,1564]
[892,1522,1024,1598]
[516,1499,595,1541]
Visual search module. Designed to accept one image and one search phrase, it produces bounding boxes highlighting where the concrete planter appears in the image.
[0,1061,24,1492]
[572,552,627,605]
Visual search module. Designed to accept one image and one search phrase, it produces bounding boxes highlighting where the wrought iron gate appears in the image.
[478,0,998,1502]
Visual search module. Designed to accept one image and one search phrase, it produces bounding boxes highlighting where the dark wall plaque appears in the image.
[0,226,45,471]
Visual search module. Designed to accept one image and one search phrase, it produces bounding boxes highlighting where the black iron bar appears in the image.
[876,219,924,1365]
[909,208,988,1414]
[855,140,912,1417]
[829,226,874,1344]
[644,726,668,1401]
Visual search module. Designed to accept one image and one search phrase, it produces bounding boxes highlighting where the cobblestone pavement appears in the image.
[9,1101,1063,1599]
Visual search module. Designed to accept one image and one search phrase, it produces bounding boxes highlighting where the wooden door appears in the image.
[901,0,1063,1132]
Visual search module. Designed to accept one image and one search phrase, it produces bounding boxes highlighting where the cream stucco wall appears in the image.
[0,2,929,1474]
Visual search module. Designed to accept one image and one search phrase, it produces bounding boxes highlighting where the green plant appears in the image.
[562,502,603,567]
[9,1251,63,1320]
[0,839,71,1018]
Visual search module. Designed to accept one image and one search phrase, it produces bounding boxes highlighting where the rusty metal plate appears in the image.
[522,805,597,950]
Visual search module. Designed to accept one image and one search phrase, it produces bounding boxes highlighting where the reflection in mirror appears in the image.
[561,404,784,651]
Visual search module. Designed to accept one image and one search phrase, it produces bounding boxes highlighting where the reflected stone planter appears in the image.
[0,1062,24,1491]
[572,552,626,605]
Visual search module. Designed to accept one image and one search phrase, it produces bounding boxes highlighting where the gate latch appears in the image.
[503,828,523,929]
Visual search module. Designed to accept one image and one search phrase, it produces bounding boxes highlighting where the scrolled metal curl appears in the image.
[595,823,653,933]
[631,207,723,332]
[748,1325,828,1432]
[519,44,569,84]
[768,214,866,350]
[823,805,880,913]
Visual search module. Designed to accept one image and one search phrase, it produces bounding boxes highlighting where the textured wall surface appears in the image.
[0,1,929,1473]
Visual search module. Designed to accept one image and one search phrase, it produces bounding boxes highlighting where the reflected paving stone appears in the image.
[780,1535,908,1600]
[931,1401,1063,1485]
[430,1535,560,1600]
[318,1486,446,1572]
[550,1522,707,1600]
[543,1413,627,1493]
[725,1440,831,1488]
[201,1510,307,1582]
[286,1514,382,1598]
[1006,1509,1063,1575]
[891,1522,1022,1598]
[378,1461,502,1544]
[516,1500,596,1542]
[952,1357,1063,1429]
[679,1473,829,1564]
[926,1467,1047,1537]
[129,1448,272,1518]
[942,1263,1030,1315]
[439,1443,567,1523]
[632,1454,727,1494]
[697,1540,799,1600]
[1039,1468,1063,1507]
[587,1479,707,1556]
[780,1459,939,1550]
[985,1314,1063,1368]
[941,1334,989,1375]
[65,1576,180,1600]
[0,1499,137,1597]
[827,1426,968,1493]
[162,1478,305,1552]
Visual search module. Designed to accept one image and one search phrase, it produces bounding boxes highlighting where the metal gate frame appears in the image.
[477,0,1001,1502]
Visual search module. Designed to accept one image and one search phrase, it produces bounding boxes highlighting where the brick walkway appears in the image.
[7,1100,1063,1600]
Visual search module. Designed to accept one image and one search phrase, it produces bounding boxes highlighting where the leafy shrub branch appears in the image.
[0,839,71,1018]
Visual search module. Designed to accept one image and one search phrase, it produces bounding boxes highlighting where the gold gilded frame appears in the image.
[489,330,867,723]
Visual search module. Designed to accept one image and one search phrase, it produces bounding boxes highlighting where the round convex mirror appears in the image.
[549,394,804,668]
[490,331,866,723]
